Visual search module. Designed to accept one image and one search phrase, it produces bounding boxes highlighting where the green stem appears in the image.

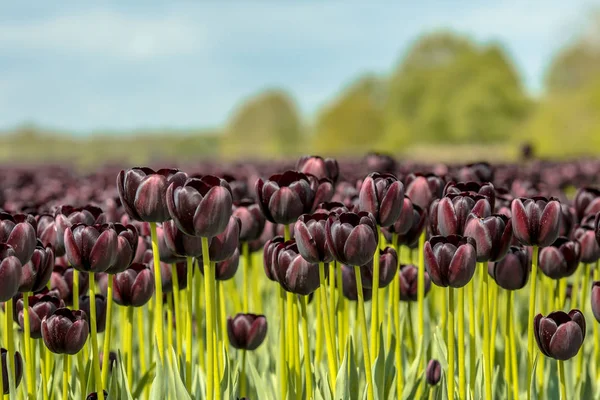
[416,231,426,398]
[285,291,297,395]
[63,354,69,400]
[240,350,247,398]
[504,291,512,400]
[319,264,337,393]
[5,299,16,399]
[490,280,499,369]
[88,273,105,400]
[101,277,114,387]
[278,286,288,399]
[457,287,465,400]
[195,263,205,372]
[73,270,85,393]
[393,241,403,397]
[167,295,174,359]
[386,237,399,350]
[126,306,134,388]
[202,236,216,400]
[22,293,34,398]
[40,344,48,400]
[527,245,539,400]
[136,307,148,398]
[370,226,381,362]
[447,287,455,400]
[482,262,492,400]
[315,282,323,367]
[508,290,519,400]
[242,242,250,312]
[354,265,374,400]
[594,263,600,380]
[300,295,313,398]
[171,263,182,360]
[558,360,567,400]
[185,256,194,392]
[215,278,224,378]
[336,261,346,357]
[468,279,476,399]
[149,222,165,362]
[292,294,301,400]
[406,303,415,358]
[328,262,336,355]
[576,263,591,380]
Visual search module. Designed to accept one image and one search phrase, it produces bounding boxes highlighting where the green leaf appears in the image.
[432,326,448,370]
[149,342,166,400]
[132,363,156,399]
[335,337,351,400]
[167,348,192,399]
[529,354,539,400]
[383,335,396,400]
[348,337,359,400]
[371,325,386,400]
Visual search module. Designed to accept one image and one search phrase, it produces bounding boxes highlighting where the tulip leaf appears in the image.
[384,335,397,400]
[347,336,359,400]
[108,357,121,399]
[335,336,351,400]
[432,327,448,370]
[149,341,166,399]
[132,363,156,399]
[529,354,539,400]
[247,353,268,400]
[167,348,192,399]
[116,350,135,400]
[371,325,386,400]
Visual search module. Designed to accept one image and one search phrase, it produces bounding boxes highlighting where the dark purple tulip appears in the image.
[388,203,427,249]
[358,172,404,227]
[404,173,445,210]
[297,155,339,183]
[64,224,118,273]
[99,351,117,374]
[1,348,23,394]
[313,202,349,216]
[574,187,600,222]
[104,223,138,274]
[162,220,203,258]
[489,246,530,290]
[591,282,600,323]
[50,264,89,305]
[204,216,240,263]
[0,244,22,302]
[16,293,64,339]
[86,390,108,400]
[255,171,315,225]
[340,265,372,301]
[233,199,266,242]
[156,225,186,264]
[399,264,431,301]
[52,206,106,255]
[117,167,187,223]
[444,181,496,211]
[538,237,581,279]
[80,294,107,333]
[275,240,320,295]
[558,204,575,238]
[18,241,54,293]
[425,359,441,386]
[227,313,268,351]
[533,310,585,360]
[458,162,494,183]
[113,263,154,307]
[308,175,335,211]
[223,174,249,203]
[198,248,240,281]
[424,235,477,288]
[364,152,396,174]
[326,212,378,267]
[433,192,492,237]
[573,217,600,264]
[295,213,332,263]
[0,212,37,264]
[166,176,233,237]
[463,214,513,262]
[386,197,418,237]
[511,197,561,247]
[263,236,285,281]
[248,219,277,253]
[360,247,399,289]
[41,308,89,354]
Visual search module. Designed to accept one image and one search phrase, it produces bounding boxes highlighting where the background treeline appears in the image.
[2,24,600,166]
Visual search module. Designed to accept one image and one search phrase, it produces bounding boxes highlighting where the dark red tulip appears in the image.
[18,241,54,293]
[80,294,107,333]
[444,181,496,211]
[424,235,477,288]
[156,225,186,264]
[64,224,118,273]
[0,212,37,264]
[463,214,513,262]
[50,264,89,305]
[204,216,240,263]
[533,310,586,360]
[104,223,138,274]
[275,240,320,295]
[360,247,399,289]
[117,167,187,223]
[574,187,600,222]
[308,175,335,211]
[51,206,106,256]
[387,202,427,249]
[364,152,396,174]
[198,248,240,281]
[458,162,494,183]
[1,348,23,394]
[538,237,581,279]
[16,293,64,339]
[86,390,108,400]
[233,199,266,242]
[166,176,233,237]
[404,173,445,210]
[113,263,154,307]
[295,213,333,263]
[433,192,492,236]
[340,264,372,301]
[399,264,431,301]
[41,308,89,354]
[263,236,285,282]
[326,212,378,267]
[386,197,418,237]
[573,217,600,264]
[313,202,349,216]
[489,246,530,290]
[591,282,600,323]
[511,197,561,247]
[358,172,404,227]
[297,155,339,183]
[255,171,315,225]
[425,359,441,386]
[0,244,22,302]
[227,313,268,351]
[162,220,203,258]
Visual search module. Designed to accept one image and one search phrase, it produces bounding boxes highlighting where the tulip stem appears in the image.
[576,263,591,381]
[300,295,313,398]
[4,298,16,400]
[315,283,323,366]
[22,293,34,398]
[508,290,519,400]
[101,276,114,387]
[167,295,174,360]
[467,279,476,398]
[481,262,492,400]
[406,303,415,358]
[319,264,337,394]
[504,290,512,400]
[240,350,247,398]
[242,242,250,312]
[277,286,288,399]
[149,222,165,362]
[447,287,455,400]
[328,262,336,355]
[416,231,426,396]
[171,263,183,361]
[392,236,403,398]
[62,354,69,400]
[594,263,600,379]
[370,226,381,362]
[354,265,374,400]
[336,261,346,358]
[126,306,134,387]
[558,360,567,400]
[202,236,217,400]
[136,307,148,397]
[88,273,105,400]
[527,245,539,400]
[457,287,466,400]
[285,291,298,395]
[185,256,194,392]
[40,344,48,400]
[292,294,302,399]
[490,281,499,369]
[72,270,86,393]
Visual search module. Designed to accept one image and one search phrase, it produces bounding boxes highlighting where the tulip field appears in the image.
[1,155,600,400]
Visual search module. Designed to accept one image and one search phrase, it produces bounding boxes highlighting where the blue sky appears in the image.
[0,1,598,134]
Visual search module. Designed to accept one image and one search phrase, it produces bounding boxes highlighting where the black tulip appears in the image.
[0,213,37,265]
[399,264,431,301]
[227,313,268,351]
[233,199,266,243]
[511,197,561,247]
[112,263,154,307]
[41,308,89,355]
[358,173,405,227]
[424,235,477,288]
[534,309,585,360]
[80,294,107,333]
[360,247,399,289]
[16,292,64,339]
[18,241,54,293]
[294,213,333,263]
[489,246,530,290]
[340,264,372,301]
[105,223,138,274]
[296,155,339,183]
[326,212,379,267]
[64,224,118,273]
[255,171,315,225]
[425,359,441,386]
[0,244,22,302]
[463,213,513,262]
[275,240,321,295]
[538,237,581,279]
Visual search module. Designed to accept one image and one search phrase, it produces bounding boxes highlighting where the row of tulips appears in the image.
[0,155,598,399]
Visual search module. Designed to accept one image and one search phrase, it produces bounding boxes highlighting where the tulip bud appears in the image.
[399,264,431,301]
[326,212,379,267]
[295,213,333,263]
[105,223,138,274]
[275,240,320,295]
[404,173,445,210]
[227,313,268,351]
[463,214,512,262]
[314,202,349,216]
[424,235,477,288]
[117,167,187,223]
[296,155,339,183]
[204,216,241,262]
[511,197,561,247]
[113,263,154,307]
[489,246,530,290]
[574,187,600,222]
[433,192,492,236]
[340,265,373,301]
[255,171,315,225]
[233,199,266,242]
[1,348,23,394]
[534,309,585,360]
[360,247,399,289]
[64,224,118,273]
[0,244,22,302]
[573,217,600,264]
[538,237,581,279]
[41,308,89,354]
[444,181,496,209]
[0,212,37,264]
[80,294,107,333]
[358,172,405,227]
[425,359,441,386]
[16,293,64,339]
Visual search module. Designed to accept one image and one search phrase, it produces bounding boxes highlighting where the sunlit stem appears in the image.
[328,262,336,349]
[5,298,16,399]
[336,261,346,358]
[22,293,34,398]
[185,256,194,392]
[576,263,591,380]
[300,295,313,398]
[468,278,476,398]
[392,235,403,398]
[40,344,48,400]
[126,306,134,388]
[315,283,323,366]
[354,265,374,400]
[370,226,381,362]
[277,286,287,399]
[101,276,114,387]
[490,281,499,369]
[215,278,224,378]
[508,290,519,400]
[291,293,301,399]
[558,360,567,400]
[88,273,105,400]
[171,263,182,360]
[457,287,465,400]
[62,354,69,400]
[447,287,455,400]
[167,295,174,362]
[240,350,247,398]
[149,222,165,362]
[481,262,492,400]
[202,236,217,400]
[136,307,148,398]
[504,290,512,400]
[526,245,539,400]
[594,263,600,380]
[319,264,337,394]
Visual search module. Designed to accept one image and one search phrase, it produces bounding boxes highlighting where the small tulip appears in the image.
[18,241,54,293]
[296,155,339,183]
[424,235,477,288]
[559,204,575,238]
[308,175,335,210]
[444,181,496,211]
[0,244,22,302]
[458,162,494,183]
[223,174,249,203]
[117,167,187,223]
[404,173,445,210]
[432,192,492,236]
[113,263,154,307]
[489,246,530,290]
[326,212,379,267]
[16,292,64,339]
[386,197,418,237]
[0,213,37,265]
[64,224,118,273]
[511,197,561,247]
[573,187,600,222]
[105,223,138,274]
[1,348,23,394]
[387,202,427,249]
[41,308,89,354]
[538,237,581,279]
[233,199,266,242]
[425,359,441,386]
[198,248,240,281]
[294,213,333,263]
[358,172,405,227]
[166,176,233,237]
[533,309,585,360]
[399,264,431,301]
[463,213,513,262]
[340,265,372,301]
[360,247,399,289]
[591,282,600,323]
[275,240,320,295]
[80,294,107,333]
[227,313,268,350]
[50,264,89,305]
[573,217,600,264]
[255,171,315,225]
